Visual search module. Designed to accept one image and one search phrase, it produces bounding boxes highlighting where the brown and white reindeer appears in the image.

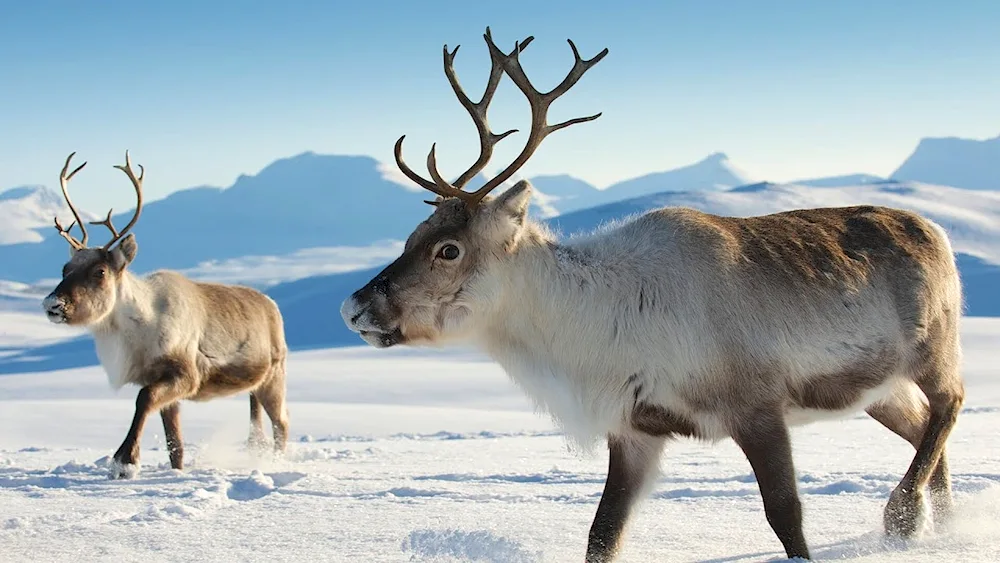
[341,28,965,562]
[42,151,289,479]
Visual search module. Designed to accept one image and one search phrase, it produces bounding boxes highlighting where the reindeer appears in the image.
[341,28,965,562]
[42,151,289,480]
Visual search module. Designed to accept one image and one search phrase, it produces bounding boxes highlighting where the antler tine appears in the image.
[55,152,89,249]
[394,135,441,192]
[54,218,86,250]
[467,34,608,204]
[425,144,478,201]
[89,208,119,239]
[445,27,532,189]
[103,150,145,250]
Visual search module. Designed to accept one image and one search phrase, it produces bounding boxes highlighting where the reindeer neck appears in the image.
[92,270,156,335]
[478,229,621,359]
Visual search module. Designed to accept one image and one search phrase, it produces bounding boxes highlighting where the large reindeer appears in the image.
[341,28,965,561]
[42,152,289,479]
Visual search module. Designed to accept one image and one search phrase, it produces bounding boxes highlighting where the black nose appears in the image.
[43,294,65,313]
[350,305,367,325]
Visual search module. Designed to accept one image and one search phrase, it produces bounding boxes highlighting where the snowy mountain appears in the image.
[892,134,1000,190]
[591,152,754,206]
[525,174,600,214]
[0,185,97,245]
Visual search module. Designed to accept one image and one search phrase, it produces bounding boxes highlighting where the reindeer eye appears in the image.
[437,244,461,261]
[93,267,106,280]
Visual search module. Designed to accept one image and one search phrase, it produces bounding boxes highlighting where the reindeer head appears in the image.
[341,28,607,348]
[43,151,145,326]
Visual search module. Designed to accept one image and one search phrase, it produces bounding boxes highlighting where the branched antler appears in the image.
[53,152,89,250]
[395,27,608,210]
[394,27,534,204]
[52,150,146,252]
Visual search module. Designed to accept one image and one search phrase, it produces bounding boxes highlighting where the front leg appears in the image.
[587,433,665,563]
[161,402,184,470]
[730,409,810,560]
[111,359,197,479]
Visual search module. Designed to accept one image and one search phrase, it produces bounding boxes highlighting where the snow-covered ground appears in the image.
[1,309,998,562]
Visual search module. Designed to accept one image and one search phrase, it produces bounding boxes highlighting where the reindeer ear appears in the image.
[482,180,533,252]
[487,180,532,223]
[110,234,138,271]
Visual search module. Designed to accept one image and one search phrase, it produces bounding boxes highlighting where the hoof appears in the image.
[247,435,271,456]
[108,459,140,480]
[884,488,931,538]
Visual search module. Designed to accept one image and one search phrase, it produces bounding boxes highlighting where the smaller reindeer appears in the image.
[42,152,289,479]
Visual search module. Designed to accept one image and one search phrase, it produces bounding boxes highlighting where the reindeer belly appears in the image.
[784,374,898,427]
[189,358,272,402]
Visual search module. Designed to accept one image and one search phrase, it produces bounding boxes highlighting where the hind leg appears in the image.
[867,381,953,522]
[248,393,268,454]
[880,347,964,537]
[161,402,184,470]
[255,364,289,455]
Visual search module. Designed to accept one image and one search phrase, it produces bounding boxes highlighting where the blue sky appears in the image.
[1,0,998,211]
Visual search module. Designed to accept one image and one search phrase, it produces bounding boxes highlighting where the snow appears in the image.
[0,309,998,562]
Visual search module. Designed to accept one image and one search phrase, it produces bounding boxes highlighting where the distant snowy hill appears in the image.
[526,174,600,215]
[892,134,1000,190]
[0,185,97,245]
[792,174,885,187]
[591,152,753,206]
[525,153,756,215]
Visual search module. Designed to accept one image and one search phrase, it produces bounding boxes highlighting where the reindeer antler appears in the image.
[96,150,144,251]
[89,208,119,240]
[53,150,146,252]
[395,28,533,204]
[53,152,90,250]
[395,28,608,210]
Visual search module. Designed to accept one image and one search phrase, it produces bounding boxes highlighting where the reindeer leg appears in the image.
[256,377,289,456]
[111,359,197,480]
[867,381,954,524]
[160,402,183,470]
[884,368,964,537]
[586,433,665,563]
[731,409,810,561]
[248,393,268,454]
